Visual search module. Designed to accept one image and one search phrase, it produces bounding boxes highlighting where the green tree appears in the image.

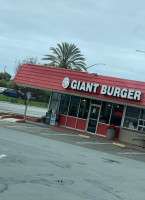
[14,57,50,104]
[42,42,86,71]
[7,81,15,89]
[14,56,40,74]
[0,72,11,81]
[0,79,7,87]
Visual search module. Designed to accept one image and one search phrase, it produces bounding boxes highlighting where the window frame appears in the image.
[99,101,113,125]
[68,95,81,117]
[109,104,124,127]
[58,94,71,115]
[78,98,91,119]
[122,106,145,133]
[49,92,61,113]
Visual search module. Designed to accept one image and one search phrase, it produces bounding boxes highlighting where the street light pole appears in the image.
[86,63,106,69]
[4,66,7,72]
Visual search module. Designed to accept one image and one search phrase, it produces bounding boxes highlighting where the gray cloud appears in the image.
[1,0,145,82]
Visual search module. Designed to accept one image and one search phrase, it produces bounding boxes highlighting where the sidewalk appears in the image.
[1,114,145,152]
[25,120,145,152]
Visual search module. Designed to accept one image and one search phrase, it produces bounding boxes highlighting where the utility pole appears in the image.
[4,66,7,72]
[24,92,31,121]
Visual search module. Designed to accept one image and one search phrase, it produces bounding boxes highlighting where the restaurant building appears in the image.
[13,64,145,145]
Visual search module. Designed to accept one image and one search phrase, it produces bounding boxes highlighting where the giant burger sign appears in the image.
[62,77,142,101]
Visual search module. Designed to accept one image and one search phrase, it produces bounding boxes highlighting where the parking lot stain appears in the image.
[101,157,121,164]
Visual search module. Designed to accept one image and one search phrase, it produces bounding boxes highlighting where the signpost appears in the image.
[24,92,31,121]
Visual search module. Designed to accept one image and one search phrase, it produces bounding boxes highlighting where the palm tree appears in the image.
[42,42,86,71]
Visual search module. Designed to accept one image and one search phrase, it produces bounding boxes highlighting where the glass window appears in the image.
[78,98,90,119]
[99,102,112,124]
[89,105,100,120]
[110,104,124,126]
[50,92,61,113]
[68,96,80,117]
[59,94,70,115]
[125,106,140,119]
[140,109,145,120]
[91,99,101,105]
[87,119,97,133]
[139,120,143,126]
[123,117,138,130]
[138,126,143,131]
[123,106,143,131]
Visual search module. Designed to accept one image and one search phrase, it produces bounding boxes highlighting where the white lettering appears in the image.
[107,86,114,96]
[121,88,128,98]
[113,87,121,97]
[68,78,142,101]
[93,84,100,93]
[100,85,107,94]
[134,90,141,101]
[79,82,86,91]
[86,83,94,92]
[71,80,77,89]
[77,81,81,90]
[127,89,134,99]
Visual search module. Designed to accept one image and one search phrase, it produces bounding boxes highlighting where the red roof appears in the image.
[13,64,145,107]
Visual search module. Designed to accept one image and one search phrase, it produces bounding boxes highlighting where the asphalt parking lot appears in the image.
[1,121,145,200]
[0,118,145,163]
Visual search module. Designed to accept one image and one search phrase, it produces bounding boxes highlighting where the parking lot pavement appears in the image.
[1,124,145,200]
[0,101,47,117]
[0,118,145,162]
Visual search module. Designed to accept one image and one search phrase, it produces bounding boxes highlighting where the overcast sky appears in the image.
[1,0,145,81]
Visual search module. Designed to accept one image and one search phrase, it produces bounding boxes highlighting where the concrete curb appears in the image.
[112,142,126,148]
[79,134,90,139]
[14,119,25,123]
[0,115,37,122]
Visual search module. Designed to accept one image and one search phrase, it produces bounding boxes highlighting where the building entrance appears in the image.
[87,104,101,134]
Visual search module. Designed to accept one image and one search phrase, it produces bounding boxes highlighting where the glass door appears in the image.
[87,104,100,134]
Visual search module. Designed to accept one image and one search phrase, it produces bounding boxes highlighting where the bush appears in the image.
[0,94,47,108]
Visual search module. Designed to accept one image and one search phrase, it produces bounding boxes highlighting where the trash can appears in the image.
[45,109,52,125]
[107,125,116,140]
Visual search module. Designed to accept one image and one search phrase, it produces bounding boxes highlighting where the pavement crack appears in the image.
[84,179,123,199]
[0,183,8,193]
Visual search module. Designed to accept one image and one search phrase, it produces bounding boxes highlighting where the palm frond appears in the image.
[42,42,86,71]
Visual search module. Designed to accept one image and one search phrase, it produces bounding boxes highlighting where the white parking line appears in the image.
[6,126,37,128]
[0,154,7,159]
[7,126,24,128]
[24,126,50,129]
[76,142,111,144]
[45,133,79,136]
[117,152,145,155]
